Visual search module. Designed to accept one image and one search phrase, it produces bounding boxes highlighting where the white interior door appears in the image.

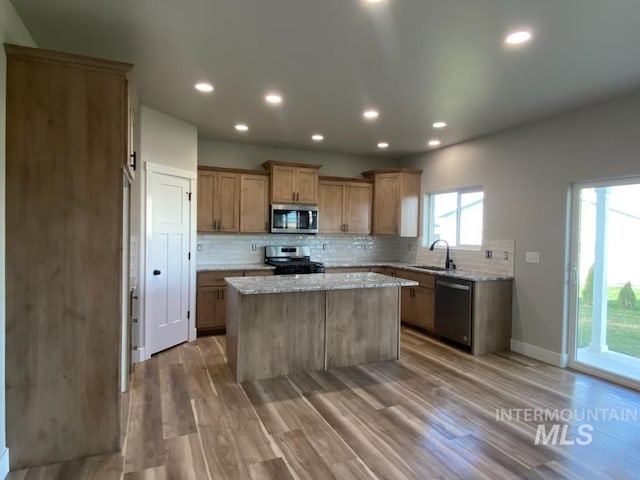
[147,172,191,355]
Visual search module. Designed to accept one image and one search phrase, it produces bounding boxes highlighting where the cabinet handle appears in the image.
[216,289,219,300]
[222,290,225,300]
[292,192,296,201]
[296,192,299,202]
[346,224,349,232]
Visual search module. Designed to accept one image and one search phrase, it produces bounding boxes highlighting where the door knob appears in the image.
[153,269,161,276]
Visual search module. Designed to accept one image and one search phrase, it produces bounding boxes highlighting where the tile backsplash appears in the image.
[196,234,415,265]
[196,234,515,277]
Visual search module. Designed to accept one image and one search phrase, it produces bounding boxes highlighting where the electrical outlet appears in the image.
[197,244,203,252]
[526,252,540,263]
[485,250,493,259]
[323,244,328,251]
[407,244,412,252]
[251,244,257,251]
[503,251,509,260]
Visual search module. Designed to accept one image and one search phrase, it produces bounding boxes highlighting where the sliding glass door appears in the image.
[569,178,640,385]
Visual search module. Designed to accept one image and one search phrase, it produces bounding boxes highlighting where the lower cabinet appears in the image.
[395,269,436,332]
[401,286,435,331]
[197,270,273,335]
[196,286,227,332]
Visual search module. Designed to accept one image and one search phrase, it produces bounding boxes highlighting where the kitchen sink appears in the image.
[412,265,452,272]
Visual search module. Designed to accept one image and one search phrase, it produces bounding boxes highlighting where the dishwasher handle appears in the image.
[437,280,470,291]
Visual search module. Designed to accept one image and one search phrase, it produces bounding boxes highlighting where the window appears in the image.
[427,189,484,248]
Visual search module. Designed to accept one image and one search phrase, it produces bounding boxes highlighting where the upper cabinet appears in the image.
[197,168,240,233]
[362,169,422,237]
[318,178,373,234]
[240,173,270,233]
[198,168,270,234]
[263,161,320,205]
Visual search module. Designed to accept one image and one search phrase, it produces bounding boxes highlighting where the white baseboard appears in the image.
[132,347,147,363]
[510,339,568,367]
[0,447,9,478]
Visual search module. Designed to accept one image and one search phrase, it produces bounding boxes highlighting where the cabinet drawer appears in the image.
[371,267,395,276]
[394,269,435,288]
[325,267,371,273]
[243,270,274,277]
[198,270,244,287]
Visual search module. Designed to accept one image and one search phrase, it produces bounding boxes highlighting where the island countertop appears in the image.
[225,272,417,295]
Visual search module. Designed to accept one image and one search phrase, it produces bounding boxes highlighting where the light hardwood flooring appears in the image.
[7,328,640,479]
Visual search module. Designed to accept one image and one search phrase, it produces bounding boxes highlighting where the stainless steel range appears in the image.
[265,246,325,275]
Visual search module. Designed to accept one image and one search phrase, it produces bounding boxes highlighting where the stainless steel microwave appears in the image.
[271,204,318,234]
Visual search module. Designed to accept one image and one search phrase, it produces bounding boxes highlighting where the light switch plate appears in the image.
[197,244,203,252]
[526,252,540,263]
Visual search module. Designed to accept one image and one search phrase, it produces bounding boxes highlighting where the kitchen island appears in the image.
[225,272,417,382]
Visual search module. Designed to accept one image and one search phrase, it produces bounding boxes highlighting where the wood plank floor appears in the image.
[7,327,640,479]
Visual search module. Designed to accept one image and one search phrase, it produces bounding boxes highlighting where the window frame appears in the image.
[425,186,484,250]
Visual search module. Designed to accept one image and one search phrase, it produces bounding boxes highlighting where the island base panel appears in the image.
[231,290,326,382]
[325,287,400,369]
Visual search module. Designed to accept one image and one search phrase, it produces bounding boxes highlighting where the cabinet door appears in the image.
[215,172,240,232]
[373,174,400,234]
[271,165,296,203]
[345,183,372,234]
[240,174,269,233]
[400,287,414,325]
[197,172,216,232]
[197,286,223,329]
[412,286,435,331]
[296,168,319,204]
[318,181,345,233]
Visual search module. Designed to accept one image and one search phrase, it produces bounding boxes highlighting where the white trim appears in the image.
[132,347,148,363]
[188,176,197,342]
[145,161,197,180]
[511,339,568,367]
[0,447,9,478]
[569,360,640,392]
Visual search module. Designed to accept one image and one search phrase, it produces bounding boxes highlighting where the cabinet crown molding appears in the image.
[5,44,133,75]
[319,176,374,184]
[262,160,322,170]
[198,166,269,175]
[362,168,423,178]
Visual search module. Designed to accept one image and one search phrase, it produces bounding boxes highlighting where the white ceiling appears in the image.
[11,0,640,156]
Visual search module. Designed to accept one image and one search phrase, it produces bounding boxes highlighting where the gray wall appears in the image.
[403,91,640,359]
[198,139,398,177]
[0,1,35,473]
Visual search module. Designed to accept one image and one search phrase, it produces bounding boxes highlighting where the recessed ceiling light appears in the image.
[235,123,249,132]
[194,82,214,93]
[265,93,283,105]
[428,139,441,147]
[363,109,379,120]
[311,134,324,142]
[377,142,389,149]
[504,30,532,46]
[433,121,447,129]
[365,0,384,4]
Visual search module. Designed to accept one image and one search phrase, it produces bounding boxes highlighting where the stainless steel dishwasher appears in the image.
[434,277,473,346]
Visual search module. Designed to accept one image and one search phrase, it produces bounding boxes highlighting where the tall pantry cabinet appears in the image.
[5,45,132,469]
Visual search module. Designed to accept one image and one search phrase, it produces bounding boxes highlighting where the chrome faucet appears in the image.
[429,239,452,269]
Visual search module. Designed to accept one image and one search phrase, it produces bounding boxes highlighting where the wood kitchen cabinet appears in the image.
[395,269,435,331]
[197,269,274,335]
[401,286,435,331]
[5,44,132,469]
[362,169,422,237]
[263,161,321,204]
[319,177,373,234]
[198,168,240,233]
[240,173,270,233]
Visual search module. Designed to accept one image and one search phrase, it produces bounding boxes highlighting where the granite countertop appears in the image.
[197,263,275,272]
[323,261,513,282]
[226,272,418,295]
